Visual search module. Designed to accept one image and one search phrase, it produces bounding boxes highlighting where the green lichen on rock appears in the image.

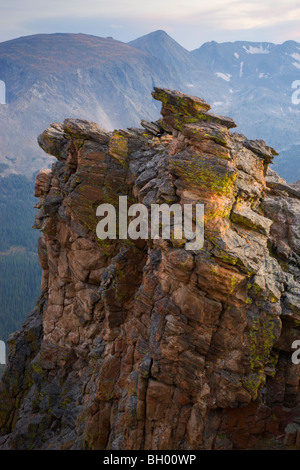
[242,372,266,398]
[206,206,231,220]
[229,275,238,294]
[97,237,114,256]
[249,318,277,371]
[152,87,211,116]
[169,154,237,196]
[231,205,272,235]
[210,245,251,273]
[109,131,128,165]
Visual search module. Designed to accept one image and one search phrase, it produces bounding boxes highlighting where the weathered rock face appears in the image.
[0,88,300,450]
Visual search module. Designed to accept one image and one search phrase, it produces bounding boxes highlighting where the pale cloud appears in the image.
[0,0,300,48]
[204,1,300,30]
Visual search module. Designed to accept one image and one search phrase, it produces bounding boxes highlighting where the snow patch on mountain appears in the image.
[239,62,244,78]
[291,52,300,62]
[215,72,231,82]
[243,44,270,54]
[291,52,300,68]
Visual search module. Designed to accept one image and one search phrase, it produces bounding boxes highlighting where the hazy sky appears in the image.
[1,0,300,49]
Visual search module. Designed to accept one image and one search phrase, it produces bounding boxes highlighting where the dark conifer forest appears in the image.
[0,175,41,343]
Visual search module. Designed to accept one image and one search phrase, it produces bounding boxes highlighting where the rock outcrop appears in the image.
[0,88,299,450]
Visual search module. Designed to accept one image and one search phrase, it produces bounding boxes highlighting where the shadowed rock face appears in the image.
[0,88,300,450]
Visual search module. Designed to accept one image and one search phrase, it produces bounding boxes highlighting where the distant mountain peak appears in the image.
[144,29,169,37]
[128,29,189,53]
[130,29,170,41]
[128,30,195,74]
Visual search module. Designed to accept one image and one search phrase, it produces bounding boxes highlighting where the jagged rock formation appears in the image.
[0,88,300,450]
